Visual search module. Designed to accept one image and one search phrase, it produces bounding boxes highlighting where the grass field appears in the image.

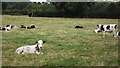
[1,15,118,66]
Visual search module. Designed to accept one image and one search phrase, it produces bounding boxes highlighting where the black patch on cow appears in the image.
[6,25,10,27]
[27,26,31,29]
[2,28,6,30]
[11,25,14,28]
[7,29,10,31]
[98,30,102,32]
[100,25,104,31]
[75,26,83,28]
[31,25,36,28]
[114,25,117,29]
[27,25,36,29]
[20,25,26,28]
[36,41,38,43]
[20,50,24,54]
[43,41,45,43]
[35,44,40,52]
[106,25,110,30]
[97,25,99,27]
[118,32,120,36]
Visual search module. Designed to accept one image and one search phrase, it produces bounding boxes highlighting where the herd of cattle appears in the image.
[75,24,120,37]
[0,25,36,31]
[1,24,119,54]
[0,24,120,37]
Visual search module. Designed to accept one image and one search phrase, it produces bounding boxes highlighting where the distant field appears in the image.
[1,15,118,66]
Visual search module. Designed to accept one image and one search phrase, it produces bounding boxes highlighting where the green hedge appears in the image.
[2,10,28,15]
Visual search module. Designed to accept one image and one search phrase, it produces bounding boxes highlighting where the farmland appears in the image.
[1,15,118,66]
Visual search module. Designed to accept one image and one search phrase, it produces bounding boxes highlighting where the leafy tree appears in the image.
[2,2,8,10]
[2,2,119,18]
[107,2,119,18]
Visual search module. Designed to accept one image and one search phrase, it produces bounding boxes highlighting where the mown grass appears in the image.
[1,15,118,66]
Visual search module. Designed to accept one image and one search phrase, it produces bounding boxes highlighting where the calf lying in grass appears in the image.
[19,25,36,29]
[0,25,14,31]
[0,25,18,31]
[15,40,45,54]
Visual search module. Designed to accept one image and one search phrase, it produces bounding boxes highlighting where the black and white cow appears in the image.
[16,40,45,54]
[0,25,17,31]
[27,25,36,29]
[94,24,117,37]
[75,26,83,28]
[0,25,12,31]
[19,25,36,29]
[19,25,26,28]
[113,32,120,37]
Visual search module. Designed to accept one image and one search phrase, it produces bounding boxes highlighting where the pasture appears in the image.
[1,15,118,66]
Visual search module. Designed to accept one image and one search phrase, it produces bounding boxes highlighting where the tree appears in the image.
[2,2,8,10]
[107,2,119,18]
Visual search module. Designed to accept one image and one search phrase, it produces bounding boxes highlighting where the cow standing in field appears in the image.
[94,24,117,37]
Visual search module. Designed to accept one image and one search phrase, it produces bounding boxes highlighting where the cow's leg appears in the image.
[5,28,8,31]
[34,49,41,54]
[36,52,40,54]
[113,29,116,37]
[21,52,25,54]
[40,47,43,54]
[103,31,105,37]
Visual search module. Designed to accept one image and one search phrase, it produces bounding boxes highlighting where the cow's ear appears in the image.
[43,41,45,43]
[114,25,117,28]
[97,25,99,27]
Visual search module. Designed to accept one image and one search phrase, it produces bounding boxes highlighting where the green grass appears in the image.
[1,15,118,66]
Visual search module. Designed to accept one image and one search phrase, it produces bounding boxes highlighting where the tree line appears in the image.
[2,2,120,19]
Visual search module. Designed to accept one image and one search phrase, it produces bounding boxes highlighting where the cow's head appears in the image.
[36,40,45,44]
[94,24,103,33]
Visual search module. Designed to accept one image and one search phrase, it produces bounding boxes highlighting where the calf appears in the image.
[15,40,45,54]
[94,24,117,37]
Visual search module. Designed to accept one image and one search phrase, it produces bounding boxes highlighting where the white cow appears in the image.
[16,40,45,54]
